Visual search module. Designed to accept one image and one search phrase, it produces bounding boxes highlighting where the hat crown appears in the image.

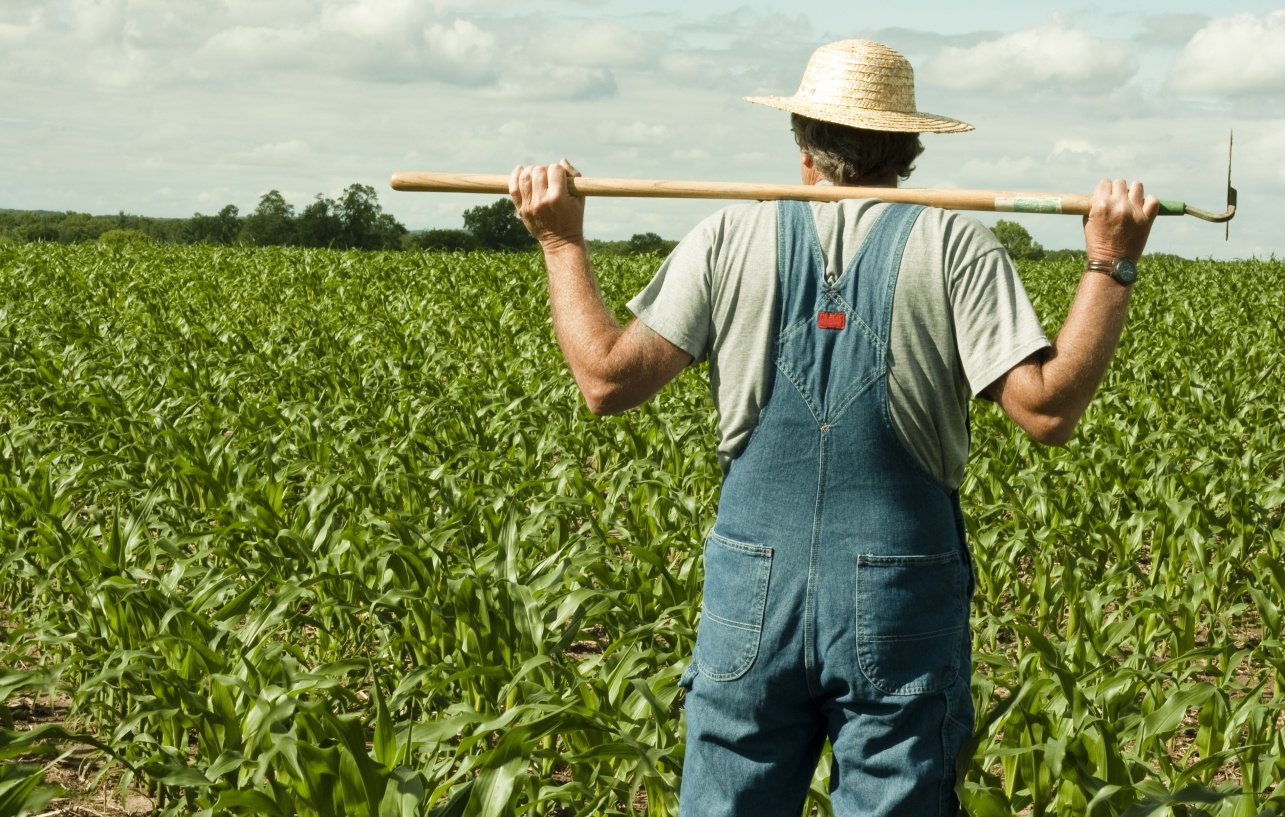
[744,38,972,133]
[795,39,918,114]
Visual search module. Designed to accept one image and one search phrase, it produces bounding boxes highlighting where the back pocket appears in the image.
[694,532,773,681]
[855,550,968,695]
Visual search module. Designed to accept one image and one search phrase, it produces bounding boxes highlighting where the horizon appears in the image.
[3,2,1282,260]
[0,201,1248,260]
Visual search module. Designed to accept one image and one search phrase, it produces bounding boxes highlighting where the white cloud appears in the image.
[424,19,495,65]
[1051,139,1099,158]
[1166,12,1285,96]
[321,0,422,39]
[598,121,668,145]
[673,148,710,160]
[493,65,617,101]
[422,19,498,84]
[0,6,41,45]
[1049,140,1135,167]
[498,121,528,138]
[1239,123,1285,185]
[922,23,1138,94]
[660,52,722,83]
[538,22,650,69]
[957,156,1041,184]
[199,25,315,69]
[243,140,311,160]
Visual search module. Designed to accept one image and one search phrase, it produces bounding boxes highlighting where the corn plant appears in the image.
[0,241,1281,816]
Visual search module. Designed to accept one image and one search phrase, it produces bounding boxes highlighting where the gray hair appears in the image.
[791,114,924,184]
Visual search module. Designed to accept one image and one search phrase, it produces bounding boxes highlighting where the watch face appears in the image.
[1114,259,1138,285]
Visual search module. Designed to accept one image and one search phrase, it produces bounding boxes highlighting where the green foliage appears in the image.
[297,195,343,248]
[337,184,407,251]
[0,185,408,251]
[406,229,480,252]
[625,233,677,256]
[0,763,57,817]
[243,190,297,246]
[585,234,678,257]
[462,199,537,251]
[97,228,154,246]
[1044,248,1087,263]
[0,244,1281,816]
[993,219,1046,260]
[185,204,242,245]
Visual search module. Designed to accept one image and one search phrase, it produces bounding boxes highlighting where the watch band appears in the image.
[1085,258,1138,285]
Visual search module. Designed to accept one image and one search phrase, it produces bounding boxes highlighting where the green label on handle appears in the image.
[1158,200,1185,217]
[995,197,1063,214]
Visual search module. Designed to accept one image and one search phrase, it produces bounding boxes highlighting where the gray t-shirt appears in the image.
[627,199,1050,489]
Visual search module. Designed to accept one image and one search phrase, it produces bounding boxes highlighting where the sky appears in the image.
[3,1,1283,260]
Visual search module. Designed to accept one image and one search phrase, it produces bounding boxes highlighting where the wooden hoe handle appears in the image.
[389,171,1234,223]
[390,171,1100,215]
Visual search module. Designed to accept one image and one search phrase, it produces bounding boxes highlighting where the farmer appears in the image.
[510,39,1158,817]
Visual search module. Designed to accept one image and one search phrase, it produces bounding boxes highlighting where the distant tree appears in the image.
[297,196,343,248]
[144,218,188,244]
[336,184,385,250]
[244,190,296,246]
[285,185,408,250]
[18,218,59,243]
[56,212,112,243]
[407,229,479,251]
[462,198,536,251]
[992,219,1045,261]
[1044,248,1087,263]
[187,204,241,244]
[372,212,409,250]
[98,228,154,246]
[626,232,677,256]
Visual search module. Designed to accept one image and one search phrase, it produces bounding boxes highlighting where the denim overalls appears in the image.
[678,201,976,817]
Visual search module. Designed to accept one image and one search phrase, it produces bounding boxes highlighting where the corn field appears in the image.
[0,241,1282,817]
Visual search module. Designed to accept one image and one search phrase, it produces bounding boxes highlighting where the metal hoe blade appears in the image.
[1181,131,1236,240]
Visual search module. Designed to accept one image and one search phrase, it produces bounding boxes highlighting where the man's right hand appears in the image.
[509,159,586,253]
[1083,178,1160,262]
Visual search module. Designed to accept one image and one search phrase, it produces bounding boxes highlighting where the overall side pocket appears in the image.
[693,532,773,682]
[855,549,968,695]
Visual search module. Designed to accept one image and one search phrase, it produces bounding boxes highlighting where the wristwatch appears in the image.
[1085,258,1138,285]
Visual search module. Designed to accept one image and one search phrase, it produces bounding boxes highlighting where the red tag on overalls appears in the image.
[818,312,846,330]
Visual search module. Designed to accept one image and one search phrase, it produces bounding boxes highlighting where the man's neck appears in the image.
[844,174,899,188]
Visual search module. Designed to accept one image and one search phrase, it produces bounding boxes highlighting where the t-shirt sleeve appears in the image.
[947,218,1051,396]
[626,213,721,363]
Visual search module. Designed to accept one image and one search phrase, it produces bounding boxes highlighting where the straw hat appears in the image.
[745,39,973,134]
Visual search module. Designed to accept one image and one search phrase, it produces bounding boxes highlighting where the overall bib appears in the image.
[679,201,975,817]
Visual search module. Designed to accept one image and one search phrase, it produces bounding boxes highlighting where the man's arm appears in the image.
[510,160,693,415]
[984,178,1160,445]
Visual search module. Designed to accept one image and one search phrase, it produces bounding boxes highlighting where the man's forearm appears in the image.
[542,240,626,395]
[1011,272,1132,443]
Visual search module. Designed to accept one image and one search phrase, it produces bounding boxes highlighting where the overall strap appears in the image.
[774,199,827,333]
[839,201,924,344]
[772,200,925,423]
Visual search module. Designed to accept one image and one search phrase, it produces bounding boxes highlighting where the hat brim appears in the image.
[745,94,973,134]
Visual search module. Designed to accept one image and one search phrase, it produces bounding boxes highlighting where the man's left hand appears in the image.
[509,159,586,252]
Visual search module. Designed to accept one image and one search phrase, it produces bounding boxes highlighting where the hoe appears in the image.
[392,134,1237,238]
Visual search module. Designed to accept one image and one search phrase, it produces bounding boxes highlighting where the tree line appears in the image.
[0,191,679,256]
[0,185,407,250]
